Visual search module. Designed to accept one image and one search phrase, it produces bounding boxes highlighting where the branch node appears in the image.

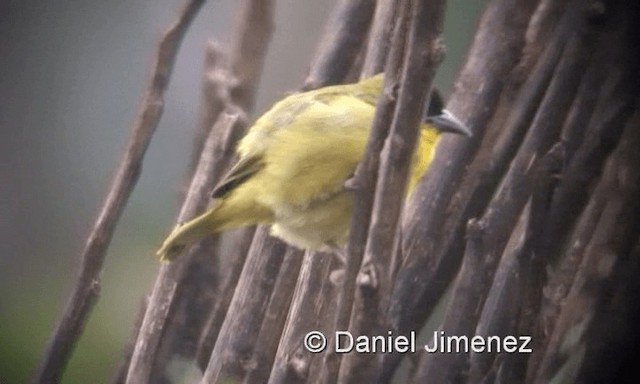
[344,174,362,191]
[330,268,345,287]
[430,36,447,64]
[287,348,310,379]
[356,262,379,294]
[466,217,487,241]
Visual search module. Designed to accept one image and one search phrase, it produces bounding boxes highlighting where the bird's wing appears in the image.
[314,74,383,109]
[210,95,326,200]
[212,76,383,199]
[211,155,263,198]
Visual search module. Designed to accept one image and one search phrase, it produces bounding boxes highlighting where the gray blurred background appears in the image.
[0,1,483,382]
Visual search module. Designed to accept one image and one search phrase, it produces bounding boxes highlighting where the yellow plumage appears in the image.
[157,74,450,261]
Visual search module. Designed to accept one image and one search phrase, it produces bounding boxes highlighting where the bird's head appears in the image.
[424,89,472,137]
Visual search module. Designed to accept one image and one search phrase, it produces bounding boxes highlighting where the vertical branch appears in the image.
[319,1,411,383]
[532,155,608,374]
[200,229,288,383]
[267,252,338,384]
[125,1,275,382]
[303,0,376,89]
[534,107,640,384]
[190,41,232,173]
[414,3,595,379]
[126,112,244,384]
[194,227,256,370]
[529,7,639,374]
[228,0,275,111]
[368,0,447,312]
[497,143,564,383]
[31,1,205,383]
[540,31,636,264]
[469,144,568,383]
[360,0,397,77]
[466,203,529,384]
[110,299,149,384]
[155,0,276,375]
[339,0,448,382]
[242,247,305,384]
[387,0,540,355]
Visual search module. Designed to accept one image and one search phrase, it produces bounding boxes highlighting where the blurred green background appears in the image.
[0,1,483,382]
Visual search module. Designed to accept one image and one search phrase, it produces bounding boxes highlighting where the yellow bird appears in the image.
[157,74,470,261]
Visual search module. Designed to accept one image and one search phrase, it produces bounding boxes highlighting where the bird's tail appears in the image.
[156,201,223,262]
[156,195,271,261]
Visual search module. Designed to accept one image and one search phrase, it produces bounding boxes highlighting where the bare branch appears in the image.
[534,105,640,384]
[124,1,275,381]
[126,112,244,383]
[496,143,564,383]
[195,227,256,370]
[541,40,637,264]
[467,203,529,383]
[317,1,411,382]
[527,12,639,375]
[31,1,205,383]
[339,0,448,382]
[109,298,149,384]
[467,143,564,383]
[267,251,338,384]
[360,0,397,77]
[190,41,232,173]
[383,1,542,378]
[303,0,376,89]
[242,247,305,384]
[228,0,275,111]
[414,3,596,379]
[155,0,276,370]
[200,228,288,383]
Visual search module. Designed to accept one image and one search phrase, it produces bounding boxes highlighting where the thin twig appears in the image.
[30,1,205,383]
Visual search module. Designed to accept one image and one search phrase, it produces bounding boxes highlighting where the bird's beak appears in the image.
[426,109,472,137]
